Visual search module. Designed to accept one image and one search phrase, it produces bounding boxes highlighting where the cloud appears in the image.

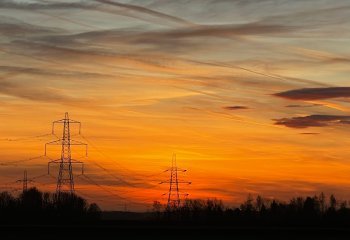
[0,16,62,37]
[35,22,297,56]
[0,65,114,80]
[0,23,53,37]
[0,79,96,106]
[300,132,320,135]
[285,104,322,108]
[44,21,296,45]
[274,115,350,128]
[0,0,194,28]
[275,87,350,100]
[140,23,295,40]
[224,106,249,110]
[0,0,95,10]
[286,104,307,108]
[95,0,195,27]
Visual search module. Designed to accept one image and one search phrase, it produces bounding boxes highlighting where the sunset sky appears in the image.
[1,0,350,211]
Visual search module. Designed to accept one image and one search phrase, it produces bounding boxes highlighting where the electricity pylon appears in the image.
[160,154,191,208]
[16,170,31,193]
[45,112,87,195]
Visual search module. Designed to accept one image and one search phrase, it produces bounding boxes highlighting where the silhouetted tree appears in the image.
[319,192,326,214]
[152,201,163,219]
[152,193,350,227]
[240,194,255,214]
[88,203,102,220]
[330,194,337,210]
[0,188,101,223]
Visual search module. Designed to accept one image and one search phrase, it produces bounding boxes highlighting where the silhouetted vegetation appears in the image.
[2,188,350,229]
[0,187,101,224]
[153,193,350,227]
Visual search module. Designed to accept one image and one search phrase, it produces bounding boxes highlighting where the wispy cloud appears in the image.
[0,0,96,10]
[95,0,195,27]
[0,16,62,37]
[0,79,88,105]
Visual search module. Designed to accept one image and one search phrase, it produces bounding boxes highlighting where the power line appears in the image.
[80,174,150,207]
[81,135,167,191]
[0,155,47,166]
[81,134,166,180]
[0,133,53,142]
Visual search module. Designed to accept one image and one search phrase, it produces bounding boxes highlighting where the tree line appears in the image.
[153,193,350,226]
[0,187,101,223]
[2,188,350,226]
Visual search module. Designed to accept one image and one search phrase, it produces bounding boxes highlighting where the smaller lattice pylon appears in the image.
[160,154,191,208]
[16,170,33,193]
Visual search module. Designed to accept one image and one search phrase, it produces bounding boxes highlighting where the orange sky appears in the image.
[1,0,350,211]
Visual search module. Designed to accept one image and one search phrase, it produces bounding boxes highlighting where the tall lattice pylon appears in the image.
[160,154,191,208]
[45,112,87,194]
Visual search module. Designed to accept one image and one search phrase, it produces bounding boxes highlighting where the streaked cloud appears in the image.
[0,0,96,9]
[95,0,195,27]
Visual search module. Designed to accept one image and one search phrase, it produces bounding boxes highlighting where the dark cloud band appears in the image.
[224,106,249,110]
[274,115,350,128]
[275,87,350,100]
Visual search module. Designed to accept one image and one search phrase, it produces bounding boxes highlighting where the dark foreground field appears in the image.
[2,190,350,239]
[1,222,350,240]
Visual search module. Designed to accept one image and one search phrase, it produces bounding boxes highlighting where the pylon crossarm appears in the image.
[45,140,62,155]
[177,181,191,184]
[47,159,60,174]
[68,119,80,123]
[52,120,66,134]
[176,168,187,172]
[52,120,81,134]
[52,120,62,129]
[46,140,62,145]
[53,119,80,124]
[70,139,87,145]
[67,121,82,134]
[165,167,186,172]
[71,159,83,163]
[71,159,84,175]
[52,119,65,124]
[70,140,88,156]
[48,159,61,163]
